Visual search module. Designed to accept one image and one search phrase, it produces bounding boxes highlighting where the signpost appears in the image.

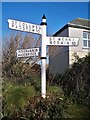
[16,48,39,58]
[8,15,79,98]
[8,19,42,35]
[46,37,79,46]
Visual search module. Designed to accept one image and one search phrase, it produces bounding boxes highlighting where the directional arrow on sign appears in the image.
[8,19,42,35]
[46,37,79,46]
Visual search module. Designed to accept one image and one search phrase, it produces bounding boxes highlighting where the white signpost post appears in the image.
[8,15,79,98]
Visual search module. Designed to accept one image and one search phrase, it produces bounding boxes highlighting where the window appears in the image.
[83,32,90,48]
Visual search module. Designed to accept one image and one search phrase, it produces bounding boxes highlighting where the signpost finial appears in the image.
[41,14,47,26]
[42,14,46,19]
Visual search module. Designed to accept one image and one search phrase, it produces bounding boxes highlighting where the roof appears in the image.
[54,18,90,36]
[69,18,90,27]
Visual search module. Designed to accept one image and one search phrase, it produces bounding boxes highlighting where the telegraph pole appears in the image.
[40,15,47,98]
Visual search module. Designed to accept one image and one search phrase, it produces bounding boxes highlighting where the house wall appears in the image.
[49,28,69,74]
[49,26,90,74]
[68,27,90,65]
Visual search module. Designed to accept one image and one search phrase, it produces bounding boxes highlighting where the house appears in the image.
[49,18,90,74]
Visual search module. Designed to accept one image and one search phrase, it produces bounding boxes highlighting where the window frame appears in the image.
[83,31,90,49]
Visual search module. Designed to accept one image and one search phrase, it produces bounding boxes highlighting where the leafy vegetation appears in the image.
[60,54,90,106]
[2,82,36,118]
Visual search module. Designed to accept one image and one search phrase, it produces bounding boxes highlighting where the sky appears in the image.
[1,0,90,2]
[2,2,89,38]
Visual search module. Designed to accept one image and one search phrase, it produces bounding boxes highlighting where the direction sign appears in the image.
[16,48,39,58]
[8,19,42,35]
[46,37,79,46]
[8,15,79,98]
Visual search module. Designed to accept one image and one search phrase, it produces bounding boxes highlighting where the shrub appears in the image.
[60,55,90,106]
[2,82,36,118]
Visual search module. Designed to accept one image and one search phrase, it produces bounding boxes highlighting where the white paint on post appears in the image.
[41,15,47,98]
[41,59,46,98]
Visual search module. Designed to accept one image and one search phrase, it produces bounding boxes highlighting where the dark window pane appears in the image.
[83,32,87,39]
[83,40,87,47]
[88,41,90,47]
[88,33,90,39]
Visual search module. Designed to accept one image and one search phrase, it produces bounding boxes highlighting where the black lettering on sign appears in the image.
[26,24,28,31]
[32,25,35,32]
[19,22,21,29]
[58,38,61,41]
[50,40,52,44]
[57,40,60,44]
[67,42,69,45]
[72,42,76,45]
[29,24,31,32]
[36,25,41,34]
[27,53,30,56]
[25,53,27,56]
[69,38,71,41]
[26,50,29,52]
[15,21,18,28]
[22,23,25,31]
[52,37,55,44]
[36,49,38,52]
[12,21,14,27]
[53,40,56,44]
[65,38,68,41]
[39,26,41,33]
[49,37,52,44]
[61,42,63,44]
[32,49,34,52]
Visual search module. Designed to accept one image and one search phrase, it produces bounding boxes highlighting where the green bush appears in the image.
[60,54,90,106]
[2,82,90,119]
[22,95,68,119]
[66,103,90,118]
[47,85,64,98]
[2,82,36,118]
